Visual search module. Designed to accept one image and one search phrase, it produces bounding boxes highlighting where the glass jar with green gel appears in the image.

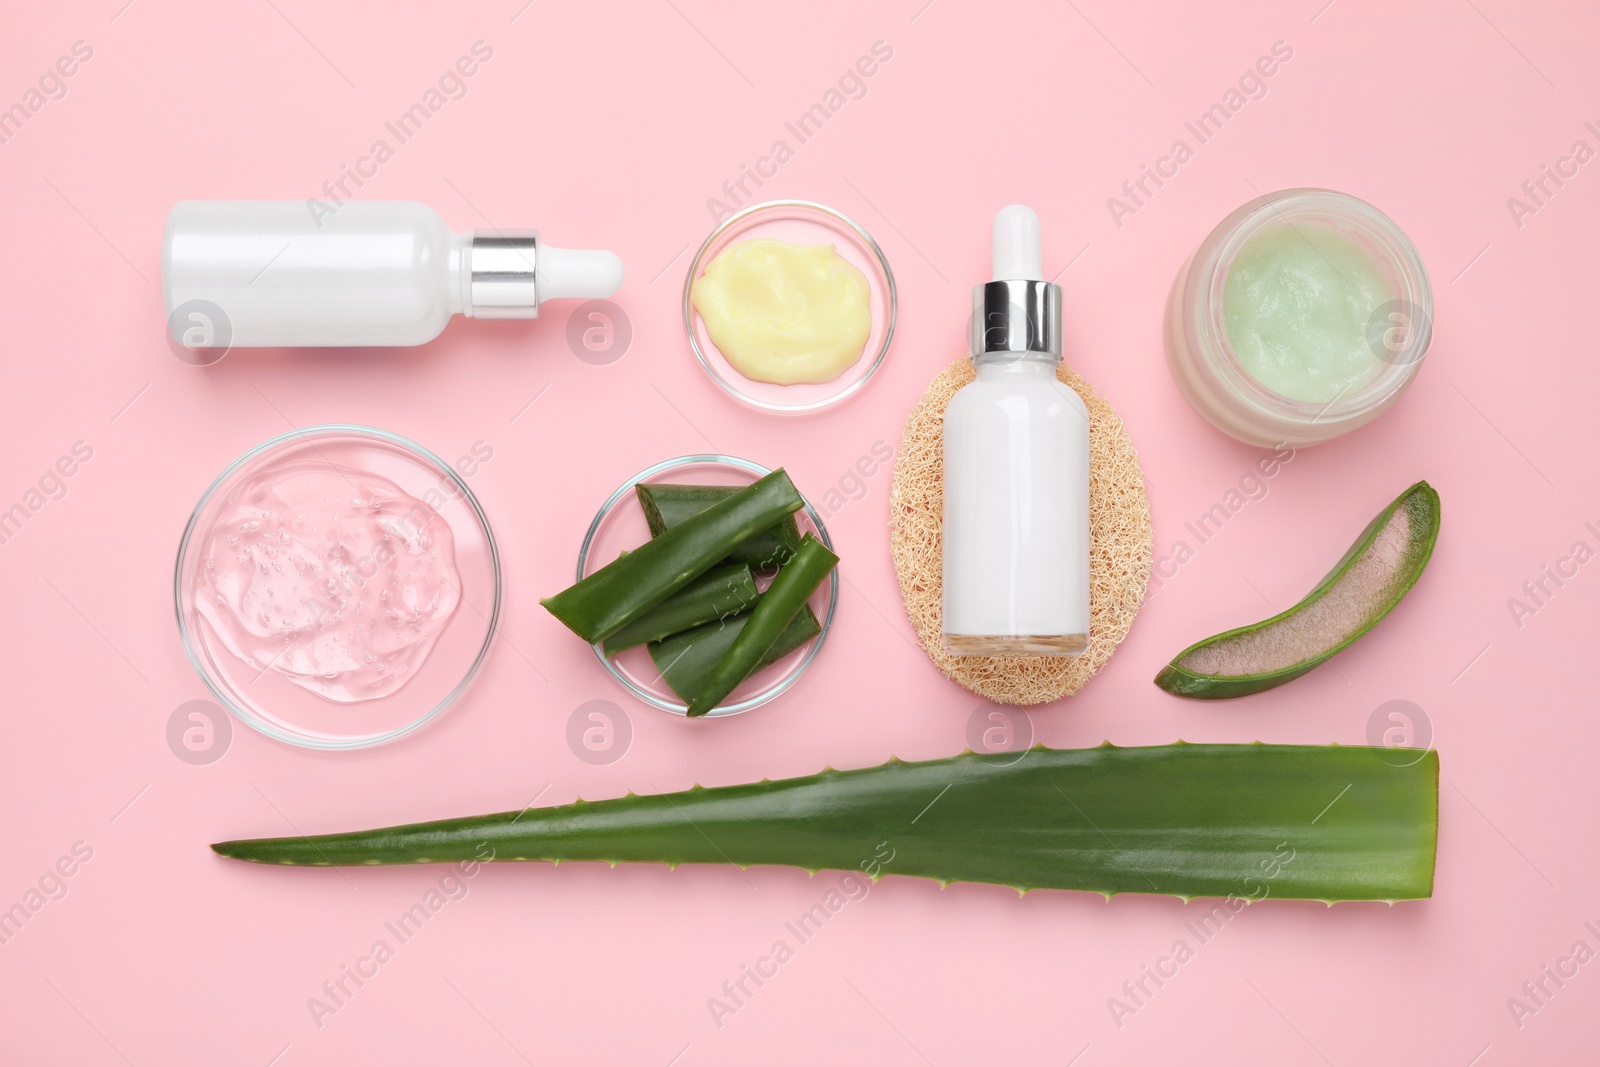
[1165,189,1432,447]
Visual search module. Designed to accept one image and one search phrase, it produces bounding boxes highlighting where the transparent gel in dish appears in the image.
[193,466,461,702]
[175,426,501,750]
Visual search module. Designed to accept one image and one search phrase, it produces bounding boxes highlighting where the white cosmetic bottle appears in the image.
[941,206,1090,656]
[163,200,624,348]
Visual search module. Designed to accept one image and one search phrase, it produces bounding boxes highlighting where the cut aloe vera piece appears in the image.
[1156,480,1440,699]
[601,562,758,655]
[542,470,804,643]
[636,483,804,570]
[687,534,837,716]
[211,743,1439,902]
[649,604,822,703]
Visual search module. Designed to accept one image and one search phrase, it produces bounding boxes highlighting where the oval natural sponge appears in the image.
[889,357,1152,705]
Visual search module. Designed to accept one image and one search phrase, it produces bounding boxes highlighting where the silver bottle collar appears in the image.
[468,230,540,318]
[971,278,1062,359]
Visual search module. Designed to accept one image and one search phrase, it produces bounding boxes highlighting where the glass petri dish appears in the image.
[174,425,501,750]
[683,200,896,415]
[576,455,838,718]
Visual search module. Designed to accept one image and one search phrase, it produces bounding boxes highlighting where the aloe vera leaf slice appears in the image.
[600,563,758,655]
[1155,480,1440,699]
[687,534,837,716]
[211,743,1438,903]
[649,604,822,703]
[637,483,804,569]
[541,469,804,643]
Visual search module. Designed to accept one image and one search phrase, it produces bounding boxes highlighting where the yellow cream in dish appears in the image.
[691,238,872,385]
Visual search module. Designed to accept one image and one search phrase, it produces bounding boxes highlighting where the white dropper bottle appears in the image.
[941,205,1090,656]
[163,201,624,348]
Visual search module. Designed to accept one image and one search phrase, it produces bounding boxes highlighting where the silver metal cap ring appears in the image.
[469,230,539,319]
[971,279,1062,358]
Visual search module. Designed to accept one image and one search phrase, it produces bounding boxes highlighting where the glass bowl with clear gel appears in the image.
[576,455,837,718]
[175,425,501,750]
[1165,188,1433,447]
[683,200,897,415]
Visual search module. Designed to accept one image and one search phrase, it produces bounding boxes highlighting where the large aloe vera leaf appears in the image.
[212,744,1438,902]
[1156,481,1441,699]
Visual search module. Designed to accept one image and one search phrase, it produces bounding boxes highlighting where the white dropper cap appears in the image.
[538,245,625,301]
[971,204,1061,359]
[992,204,1043,281]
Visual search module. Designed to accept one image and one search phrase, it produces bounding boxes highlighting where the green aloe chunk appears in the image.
[649,604,822,704]
[211,743,1439,903]
[636,483,804,569]
[1156,480,1441,699]
[542,469,804,644]
[687,534,837,717]
[601,563,758,655]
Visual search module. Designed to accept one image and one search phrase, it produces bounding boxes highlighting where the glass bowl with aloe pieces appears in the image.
[574,455,838,718]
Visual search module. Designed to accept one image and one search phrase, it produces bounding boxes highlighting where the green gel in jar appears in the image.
[1221,222,1392,405]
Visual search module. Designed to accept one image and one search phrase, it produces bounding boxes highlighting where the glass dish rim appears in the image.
[1196,187,1433,423]
[681,198,898,416]
[575,453,838,718]
[172,423,503,751]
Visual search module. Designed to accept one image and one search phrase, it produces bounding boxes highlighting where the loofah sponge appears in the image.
[889,357,1153,705]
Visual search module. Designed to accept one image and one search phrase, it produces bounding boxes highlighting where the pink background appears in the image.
[3,0,1597,1063]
